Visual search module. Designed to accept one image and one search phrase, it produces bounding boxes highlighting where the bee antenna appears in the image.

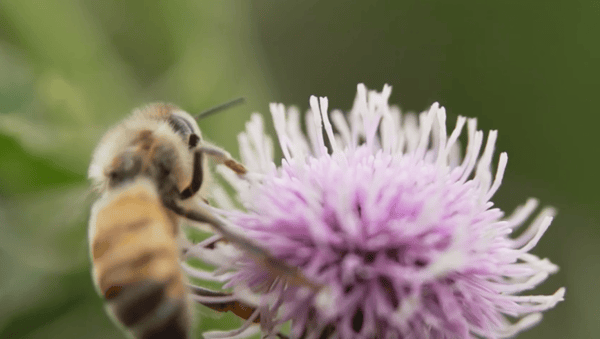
[194,97,246,120]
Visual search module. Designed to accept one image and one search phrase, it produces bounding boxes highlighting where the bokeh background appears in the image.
[0,1,598,338]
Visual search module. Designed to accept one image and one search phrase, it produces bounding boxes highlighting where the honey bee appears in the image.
[87,101,302,339]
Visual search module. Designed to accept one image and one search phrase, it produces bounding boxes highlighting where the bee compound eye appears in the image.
[169,114,195,139]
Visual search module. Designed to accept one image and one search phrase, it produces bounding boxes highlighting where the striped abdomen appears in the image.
[90,181,190,339]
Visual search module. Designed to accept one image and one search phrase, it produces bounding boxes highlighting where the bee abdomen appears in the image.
[138,299,188,339]
[109,279,166,323]
[90,181,190,339]
[107,278,189,339]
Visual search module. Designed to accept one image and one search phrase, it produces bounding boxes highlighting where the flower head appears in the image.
[195,84,564,338]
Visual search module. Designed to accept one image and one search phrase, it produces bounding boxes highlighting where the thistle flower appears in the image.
[191,84,564,339]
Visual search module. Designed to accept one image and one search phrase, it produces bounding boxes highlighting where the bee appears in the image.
[87,101,303,339]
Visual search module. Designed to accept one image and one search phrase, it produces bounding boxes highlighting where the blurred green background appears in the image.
[0,1,597,338]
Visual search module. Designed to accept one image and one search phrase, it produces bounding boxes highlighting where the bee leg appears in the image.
[178,235,195,257]
[164,199,271,261]
[179,151,204,200]
[196,144,247,175]
[181,234,223,259]
[163,200,320,291]
[179,145,243,200]
[189,285,259,322]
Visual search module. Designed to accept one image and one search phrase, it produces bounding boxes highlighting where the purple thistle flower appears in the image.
[192,84,564,339]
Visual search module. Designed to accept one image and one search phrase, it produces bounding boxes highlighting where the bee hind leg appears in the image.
[189,284,259,322]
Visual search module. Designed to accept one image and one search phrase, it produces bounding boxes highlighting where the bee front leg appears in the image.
[179,144,246,201]
[180,150,204,200]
